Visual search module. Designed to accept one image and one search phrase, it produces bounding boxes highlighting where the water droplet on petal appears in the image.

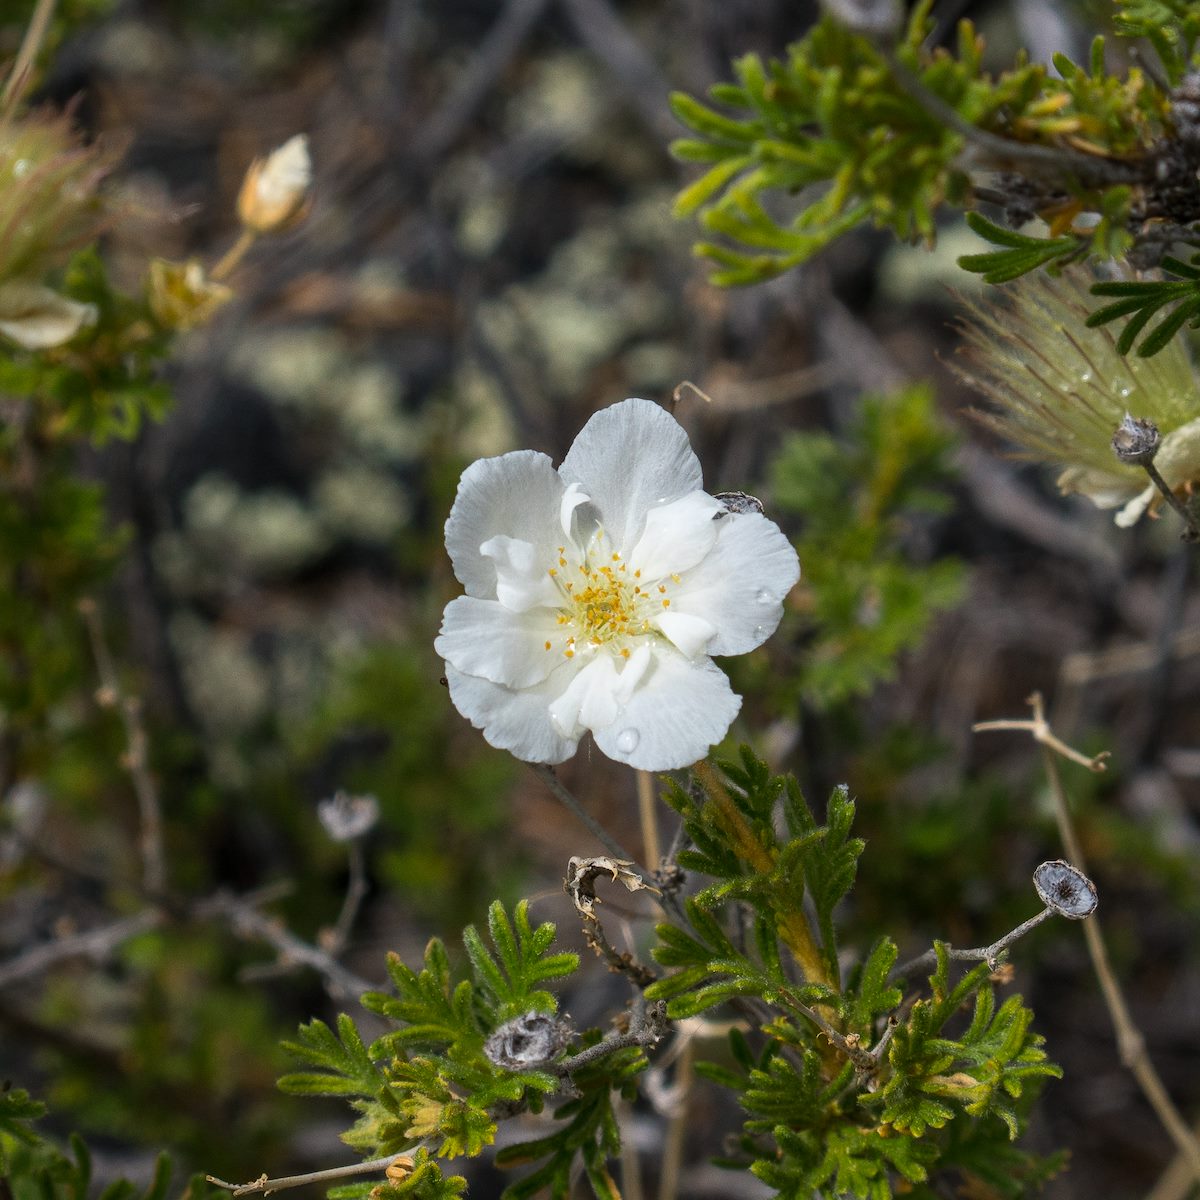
[616,728,640,754]
[755,588,773,604]
[752,624,766,639]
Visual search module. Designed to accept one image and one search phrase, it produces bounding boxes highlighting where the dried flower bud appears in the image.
[1033,859,1098,920]
[237,134,312,234]
[565,855,661,919]
[146,258,233,331]
[0,282,96,349]
[384,1155,415,1183]
[1111,414,1161,466]
[483,1011,571,1070]
[317,790,380,842]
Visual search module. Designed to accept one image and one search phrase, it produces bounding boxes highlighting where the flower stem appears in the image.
[1142,461,1200,542]
[211,228,257,282]
[636,770,660,868]
[692,760,834,990]
[531,763,644,867]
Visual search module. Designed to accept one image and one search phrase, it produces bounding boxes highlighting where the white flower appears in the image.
[0,281,96,349]
[435,398,800,770]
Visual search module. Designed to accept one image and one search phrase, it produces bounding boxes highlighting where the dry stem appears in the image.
[976,693,1200,1183]
[636,769,660,868]
[79,597,166,895]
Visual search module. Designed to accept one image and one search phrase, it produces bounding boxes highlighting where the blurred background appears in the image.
[1,1,1198,1197]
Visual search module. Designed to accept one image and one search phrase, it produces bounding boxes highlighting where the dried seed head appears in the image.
[953,271,1200,527]
[1033,859,1098,919]
[317,790,380,842]
[1111,414,1161,466]
[483,1011,571,1070]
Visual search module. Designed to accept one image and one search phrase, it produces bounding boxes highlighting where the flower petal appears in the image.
[653,610,717,659]
[0,283,96,349]
[592,650,741,770]
[436,596,562,688]
[547,644,655,740]
[445,664,580,764]
[559,398,703,553]
[629,491,721,578]
[480,536,561,611]
[671,512,800,656]
[548,655,621,739]
[445,450,565,598]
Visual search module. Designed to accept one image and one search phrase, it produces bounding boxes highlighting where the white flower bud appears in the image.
[237,134,312,234]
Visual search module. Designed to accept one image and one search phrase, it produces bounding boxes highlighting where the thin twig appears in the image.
[891,906,1055,981]
[0,910,163,990]
[972,691,1110,772]
[205,889,381,1001]
[880,42,1147,188]
[556,1004,668,1076]
[79,598,167,895]
[656,1036,693,1200]
[617,1094,644,1200]
[207,1154,404,1197]
[1040,744,1200,1182]
[976,695,1200,1183]
[323,839,370,957]
[532,763,645,868]
[565,857,659,988]
[778,987,878,1072]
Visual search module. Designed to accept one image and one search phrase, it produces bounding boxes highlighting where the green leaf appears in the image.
[957,213,1079,283]
[1086,270,1200,356]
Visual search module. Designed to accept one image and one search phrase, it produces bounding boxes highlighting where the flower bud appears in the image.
[146,258,232,331]
[236,134,312,234]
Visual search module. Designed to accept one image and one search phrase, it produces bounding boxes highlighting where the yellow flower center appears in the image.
[542,531,676,660]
